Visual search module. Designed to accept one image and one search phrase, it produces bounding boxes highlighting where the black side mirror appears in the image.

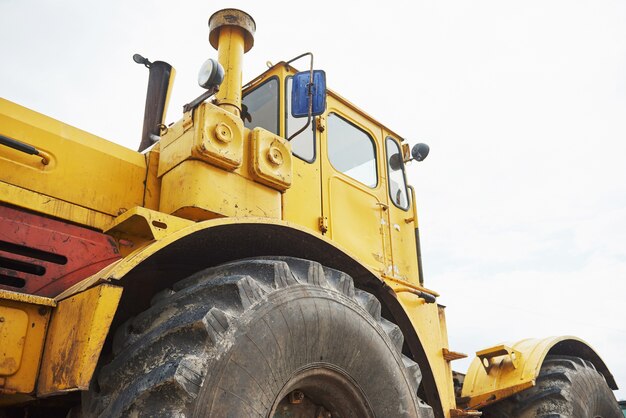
[389,153,403,171]
[411,143,430,162]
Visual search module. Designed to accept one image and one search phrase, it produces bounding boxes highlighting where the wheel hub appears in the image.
[270,366,374,418]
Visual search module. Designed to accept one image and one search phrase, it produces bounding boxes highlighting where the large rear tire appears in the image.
[481,355,621,418]
[82,257,433,417]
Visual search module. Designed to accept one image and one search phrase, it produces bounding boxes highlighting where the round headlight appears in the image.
[198,58,224,89]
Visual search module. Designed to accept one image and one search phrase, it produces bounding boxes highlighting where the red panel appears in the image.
[0,205,121,297]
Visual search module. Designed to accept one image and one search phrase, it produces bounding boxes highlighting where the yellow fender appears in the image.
[50,213,458,416]
[460,336,618,410]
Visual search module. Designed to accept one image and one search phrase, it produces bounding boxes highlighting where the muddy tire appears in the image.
[481,355,621,418]
[82,257,433,417]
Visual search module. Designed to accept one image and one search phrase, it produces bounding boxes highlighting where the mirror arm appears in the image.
[286,52,315,142]
[287,114,312,142]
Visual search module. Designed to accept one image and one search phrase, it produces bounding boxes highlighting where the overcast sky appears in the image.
[2,0,625,401]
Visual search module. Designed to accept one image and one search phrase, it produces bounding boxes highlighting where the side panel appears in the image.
[0,290,54,399]
[399,293,458,417]
[37,284,122,396]
[0,98,146,219]
[0,205,121,297]
[283,155,323,232]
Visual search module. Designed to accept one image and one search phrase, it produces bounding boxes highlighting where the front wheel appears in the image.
[83,257,434,417]
[481,355,621,418]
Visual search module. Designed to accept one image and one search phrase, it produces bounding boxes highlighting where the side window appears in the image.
[242,77,279,135]
[386,137,410,210]
[327,113,377,188]
[285,77,315,162]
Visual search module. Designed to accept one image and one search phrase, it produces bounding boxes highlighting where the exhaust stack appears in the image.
[208,9,256,117]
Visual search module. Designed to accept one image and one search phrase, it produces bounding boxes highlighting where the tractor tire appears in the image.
[82,257,434,418]
[481,355,621,418]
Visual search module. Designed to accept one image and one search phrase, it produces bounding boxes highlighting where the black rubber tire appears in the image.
[481,355,622,418]
[82,257,434,417]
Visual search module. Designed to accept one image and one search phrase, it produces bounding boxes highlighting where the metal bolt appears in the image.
[289,390,305,404]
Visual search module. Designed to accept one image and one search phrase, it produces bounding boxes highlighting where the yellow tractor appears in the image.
[0,9,620,418]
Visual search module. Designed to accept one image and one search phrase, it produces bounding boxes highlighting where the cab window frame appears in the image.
[284,75,316,163]
[241,75,280,136]
[385,136,411,211]
[326,112,379,189]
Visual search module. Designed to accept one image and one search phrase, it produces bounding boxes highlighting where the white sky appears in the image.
[2,0,625,401]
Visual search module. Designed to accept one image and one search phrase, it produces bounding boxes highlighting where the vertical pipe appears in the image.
[138,61,175,152]
[215,27,244,116]
[208,9,256,117]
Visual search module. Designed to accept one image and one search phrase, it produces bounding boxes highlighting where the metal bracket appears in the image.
[318,216,328,234]
[476,344,522,374]
[182,110,194,132]
[443,348,468,362]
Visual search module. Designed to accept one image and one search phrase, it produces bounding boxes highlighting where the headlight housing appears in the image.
[198,58,224,89]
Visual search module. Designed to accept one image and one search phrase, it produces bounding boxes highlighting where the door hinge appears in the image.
[318,216,328,234]
[316,115,326,132]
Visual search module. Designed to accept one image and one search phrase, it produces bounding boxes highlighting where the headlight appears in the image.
[198,58,225,89]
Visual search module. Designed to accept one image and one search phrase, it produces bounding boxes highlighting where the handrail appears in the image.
[0,133,51,165]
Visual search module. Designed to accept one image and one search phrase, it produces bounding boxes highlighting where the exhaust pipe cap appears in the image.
[209,9,256,53]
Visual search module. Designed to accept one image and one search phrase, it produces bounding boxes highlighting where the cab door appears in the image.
[383,134,420,282]
[320,96,392,274]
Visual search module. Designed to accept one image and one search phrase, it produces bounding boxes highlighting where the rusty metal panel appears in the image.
[37,284,122,396]
[0,205,121,297]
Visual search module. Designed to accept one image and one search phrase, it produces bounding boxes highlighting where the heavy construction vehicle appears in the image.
[0,8,621,418]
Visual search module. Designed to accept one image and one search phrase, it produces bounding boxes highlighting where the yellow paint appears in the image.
[320,97,392,274]
[384,275,440,297]
[143,144,162,211]
[0,294,51,396]
[250,127,292,190]
[55,217,374,288]
[0,98,146,221]
[105,206,193,256]
[0,181,113,231]
[215,26,245,116]
[461,336,595,409]
[37,284,122,396]
[158,103,245,175]
[0,289,56,307]
[398,293,458,415]
[160,159,281,220]
[282,154,323,232]
[0,307,28,375]
[385,134,419,282]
